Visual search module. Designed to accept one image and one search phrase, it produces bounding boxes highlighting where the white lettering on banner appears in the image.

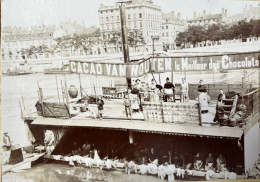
[70,62,76,72]
[181,58,188,70]
[77,62,83,73]
[119,65,126,76]
[256,59,259,67]
[175,61,180,70]
[144,60,150,73]
[105,64,112,75]
[111,65,118,76]
[83,63,89,73]
[131,65,139,76]
[151,58,156,71]
[165,58,171,71]
[96,64,102,74]
[90,63,96,74]
[222,56,259,69]
[222,55,229,69]
[69,53,259,75]
[139,62,144,75]
[157,58,164,71]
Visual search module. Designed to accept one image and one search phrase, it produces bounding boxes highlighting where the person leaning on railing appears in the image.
[163,77,175,102]
[197,80,209,114]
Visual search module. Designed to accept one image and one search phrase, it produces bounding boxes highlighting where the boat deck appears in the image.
[24,98,245,139]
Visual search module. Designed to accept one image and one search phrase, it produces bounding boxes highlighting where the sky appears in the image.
[2,0,259,28]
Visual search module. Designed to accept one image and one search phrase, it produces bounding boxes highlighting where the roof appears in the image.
[32,116,243,139]
[187,14,222,22]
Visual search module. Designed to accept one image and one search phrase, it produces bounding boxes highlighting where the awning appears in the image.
[32,117,243,139]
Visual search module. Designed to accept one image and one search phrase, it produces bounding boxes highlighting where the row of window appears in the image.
[100,11,161,23]
[101,21,143,31]
[100,7,142,14]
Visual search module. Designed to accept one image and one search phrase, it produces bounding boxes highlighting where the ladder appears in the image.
[220,95,238,126]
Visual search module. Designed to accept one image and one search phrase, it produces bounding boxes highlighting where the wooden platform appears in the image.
[2,153,44,174]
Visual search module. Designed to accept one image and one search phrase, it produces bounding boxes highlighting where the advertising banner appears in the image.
[70,52,260,77]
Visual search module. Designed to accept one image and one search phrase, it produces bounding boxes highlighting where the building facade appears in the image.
[187,9,227,26]
[98,0,163,53]
[223,4,260,24]
[2,26,56,60]
[161,11,186,50]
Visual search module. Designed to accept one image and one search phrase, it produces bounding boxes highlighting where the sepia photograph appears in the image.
[1,0,260,181]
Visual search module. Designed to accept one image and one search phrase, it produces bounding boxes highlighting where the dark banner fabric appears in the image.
[70,52,260,77]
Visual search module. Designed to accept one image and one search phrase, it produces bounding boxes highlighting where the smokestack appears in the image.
[177,13,181,19]
[194,12,197,19]
[171,11,175,19]
[203,10,206,18]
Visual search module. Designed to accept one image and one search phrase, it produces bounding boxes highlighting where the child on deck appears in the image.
[123,94,132,119]
[97,95,104,119]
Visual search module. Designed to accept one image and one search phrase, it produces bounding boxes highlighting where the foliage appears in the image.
[176,19,260,46]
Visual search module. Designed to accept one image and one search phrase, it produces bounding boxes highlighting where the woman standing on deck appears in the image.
[181,78,189,103]
[97,95,104,119]
[198,80,208,113]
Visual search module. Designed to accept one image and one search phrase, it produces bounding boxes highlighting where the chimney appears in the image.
[171,11,175,19]
[225,9,227,16]
[177,13,181,19]
[203,10,206,18]
[222,8,224,14]
[194,12,197,19]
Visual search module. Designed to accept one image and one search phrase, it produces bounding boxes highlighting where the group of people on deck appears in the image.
[123,77,190,118]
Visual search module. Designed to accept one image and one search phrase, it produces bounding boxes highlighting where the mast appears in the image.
[119,1,131,89]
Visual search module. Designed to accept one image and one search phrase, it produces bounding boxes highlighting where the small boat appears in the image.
[3,68,33,76]
[44,64,70,74]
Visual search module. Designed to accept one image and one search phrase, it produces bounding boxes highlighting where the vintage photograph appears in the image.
[1,0,260,181]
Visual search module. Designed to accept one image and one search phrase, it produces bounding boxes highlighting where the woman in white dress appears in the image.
[181,78,189,103]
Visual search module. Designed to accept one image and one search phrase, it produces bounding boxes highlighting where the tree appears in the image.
[128,29,145,51]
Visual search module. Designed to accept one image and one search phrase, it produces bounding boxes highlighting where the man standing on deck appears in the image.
[164,77,175,102]
[2,132,12,151]
[97,95,104,119]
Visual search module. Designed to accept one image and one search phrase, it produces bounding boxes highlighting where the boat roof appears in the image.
[32,116,243,139]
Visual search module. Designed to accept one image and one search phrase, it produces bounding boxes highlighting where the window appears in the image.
[111,16,113,20]
[128,14,130,19]
[111,10,113,13]
[107,24,109,30]
[139,13,142,18]
[117,16,119,21]
[134,14,136,19]
[166,32,168,36]
[134,21,136,28]
[162,26,164,29]
[140,22,142,28]
[166,25,168,29]
[162,33,164,36]
[106,17,109,21]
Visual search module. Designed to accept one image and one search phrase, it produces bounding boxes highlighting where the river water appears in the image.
[1,70,259,182]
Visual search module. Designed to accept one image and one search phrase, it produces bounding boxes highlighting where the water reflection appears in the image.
[6,163,164,182]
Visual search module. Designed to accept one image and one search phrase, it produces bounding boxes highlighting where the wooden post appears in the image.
[55,76,60,103]
[21,97,26,110]
[61,80,65,103]
[119,2,131,89]
[79,74,83,98]
[64,75,69,105]
[19,100,24,118]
